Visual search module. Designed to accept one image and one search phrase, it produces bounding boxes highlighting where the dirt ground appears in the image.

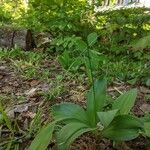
[0,60,150,150]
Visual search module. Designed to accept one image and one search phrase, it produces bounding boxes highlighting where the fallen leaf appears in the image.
[30,80,40,87]
[25,88,37,97]
[140,86,150,94]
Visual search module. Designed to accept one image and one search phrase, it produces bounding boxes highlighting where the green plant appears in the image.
[51,35,81,52]
[140,114,150,149]
[75,32,101,83]
[0,102,12,131]
[58,50,82,72]
[40,82,64,101]
[20,0,91,33]
[57,32,99,74]
[29,79,144,150]
[28,111,42,137]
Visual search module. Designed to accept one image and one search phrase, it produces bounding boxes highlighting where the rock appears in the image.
[14,104,29,113]
[6,103,30,119]
[35,32,52,48]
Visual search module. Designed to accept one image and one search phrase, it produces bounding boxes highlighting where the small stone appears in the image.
[14,105,28,113]
[0,66,6,70]
[13,81,19,87]
[140,104,150,113]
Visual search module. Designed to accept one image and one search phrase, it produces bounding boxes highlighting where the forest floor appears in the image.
[0,49,150,150]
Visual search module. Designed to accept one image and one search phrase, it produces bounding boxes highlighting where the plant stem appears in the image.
[87,46,96,123]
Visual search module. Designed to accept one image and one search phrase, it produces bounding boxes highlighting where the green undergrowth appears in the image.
[0,45,149,86]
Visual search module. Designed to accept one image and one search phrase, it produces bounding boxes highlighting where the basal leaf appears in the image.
[52,102,89,124]
[102,115,143,141]
[64,127,96,150]
[112,89,137,115]
[57,122,90,150]
[86,80,107,127]
[28,122,55,150]
[97,109,118,128]
[103,129,139,141]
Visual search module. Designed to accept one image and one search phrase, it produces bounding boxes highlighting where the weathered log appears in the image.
[0,27,36,50]
[25,29,36,50]
[0,27,14,48]
[0,26,53,50]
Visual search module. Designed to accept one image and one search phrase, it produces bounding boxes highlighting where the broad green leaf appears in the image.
[103,129,139,141]
[28,122,55,150]
[57,122,90,150]
[141,114,150,122]
[144,122,150,137]
[86,80,107,127]
[102,115,143,141]
[87,32,98,46]
[112,89,137,115]
[97,109,118,128]
[52,102,89,124]
[76,39,87,51]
